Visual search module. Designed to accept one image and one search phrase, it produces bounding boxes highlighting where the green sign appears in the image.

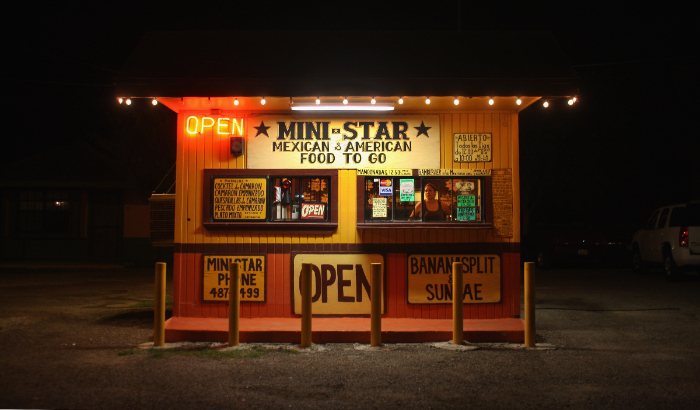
[400,179,415,202]
[457,195,475,207]
[457,207,476,221]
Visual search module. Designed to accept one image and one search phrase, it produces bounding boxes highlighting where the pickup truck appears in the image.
[631,202,700,280]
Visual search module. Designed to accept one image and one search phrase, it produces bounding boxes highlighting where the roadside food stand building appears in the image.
[115,31,579,343]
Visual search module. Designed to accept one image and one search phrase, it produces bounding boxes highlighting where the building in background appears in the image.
[0,143,173,266]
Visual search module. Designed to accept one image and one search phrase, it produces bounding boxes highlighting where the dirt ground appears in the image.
[1,265,699,409]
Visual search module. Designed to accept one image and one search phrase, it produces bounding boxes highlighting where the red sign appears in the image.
[301,202,326,220]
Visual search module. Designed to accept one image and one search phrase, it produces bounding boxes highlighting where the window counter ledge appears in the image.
[204,222,337,232]
[356,223,492,229]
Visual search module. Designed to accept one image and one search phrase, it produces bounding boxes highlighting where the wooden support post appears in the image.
[228,263,240,347]
[301,263,312,348]
[452,261,464,344]
[154,262,166,347]
[370,263,382,347]
[524,262,536,347]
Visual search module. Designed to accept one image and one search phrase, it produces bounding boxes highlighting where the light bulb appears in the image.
[488,98,494,105]
[261,98,266,105]
[568,99,574,105]
[371,98,376,104]
[516,98,522,105]
[118,98,123,104]
[343,98,348,105]
[234,98,239,106]
[316,98,320,105]
[398,98,404,104]
[454,98,459,105]
[543,100,549,108]
[152,99,158,105]
[425,98,430,105]
[126,99,131,105]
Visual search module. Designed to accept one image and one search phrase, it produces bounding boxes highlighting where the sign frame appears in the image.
[210,175,269,222]
[406,254,501,304]
[290,252,387,316]
[202,254,268,303]
[247,115,441,170]
[453,133,492,163]
[300,201,327,220]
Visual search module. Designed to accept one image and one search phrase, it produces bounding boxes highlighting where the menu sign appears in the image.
[212,177,267,221]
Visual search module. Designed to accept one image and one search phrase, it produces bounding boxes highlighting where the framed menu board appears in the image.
[211,177,268,221]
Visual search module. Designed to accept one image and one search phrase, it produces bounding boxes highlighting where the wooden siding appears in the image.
[173,112,521,319]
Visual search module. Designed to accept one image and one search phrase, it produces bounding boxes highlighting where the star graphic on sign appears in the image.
[414,121,431,138]
[254,121,270,137]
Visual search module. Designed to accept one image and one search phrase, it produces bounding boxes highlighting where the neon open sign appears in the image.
[186,116,245,136]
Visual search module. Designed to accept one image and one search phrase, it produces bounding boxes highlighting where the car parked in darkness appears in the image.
[631,202,700,280]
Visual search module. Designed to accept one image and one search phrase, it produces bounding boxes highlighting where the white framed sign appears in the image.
[453,133,492,162]
[247,115,441,169]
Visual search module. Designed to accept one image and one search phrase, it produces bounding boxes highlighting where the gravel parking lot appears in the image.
[1,265,699,409]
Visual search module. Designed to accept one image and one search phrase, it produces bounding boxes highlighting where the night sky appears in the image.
[3,2,697,238]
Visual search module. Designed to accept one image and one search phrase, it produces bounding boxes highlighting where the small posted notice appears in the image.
[212,177,267,220]
[457,207,477,221]
[400,179,415,202]
[457,195,476,207]
[453,133,492,162]
[372,197,387,217]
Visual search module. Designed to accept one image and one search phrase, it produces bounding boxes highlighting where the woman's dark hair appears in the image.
[424,183,439,192]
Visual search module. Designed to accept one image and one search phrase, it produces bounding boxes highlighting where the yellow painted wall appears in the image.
[174,111,520,247]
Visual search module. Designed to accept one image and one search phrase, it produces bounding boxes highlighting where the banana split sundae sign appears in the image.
[247,115,441,169]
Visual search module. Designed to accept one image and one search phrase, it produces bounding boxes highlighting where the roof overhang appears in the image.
[115,30,579,109]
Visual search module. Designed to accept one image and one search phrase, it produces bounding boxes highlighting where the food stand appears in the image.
[115,31,578,342]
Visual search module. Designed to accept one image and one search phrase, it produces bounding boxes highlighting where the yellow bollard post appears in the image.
[300,263,312,348]
[370,263,382,347]
[524,262,536,347]
[228,263,240,347]
[452,262,464,344]
[154,262,166,347]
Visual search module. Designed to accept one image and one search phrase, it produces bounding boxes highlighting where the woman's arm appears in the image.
[409,202,422,220]
[442,201,451,216]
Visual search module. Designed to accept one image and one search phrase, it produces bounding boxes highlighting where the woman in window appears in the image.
[409,183,451,221]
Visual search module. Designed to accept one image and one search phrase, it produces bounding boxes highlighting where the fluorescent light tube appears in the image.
[291,103,394,111]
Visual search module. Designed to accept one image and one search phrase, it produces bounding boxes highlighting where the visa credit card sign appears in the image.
[379,179,392,195]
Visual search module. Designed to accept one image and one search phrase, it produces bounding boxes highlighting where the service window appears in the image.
[269,176,330,222]
[361,176,485,224]
[203,169,337,229]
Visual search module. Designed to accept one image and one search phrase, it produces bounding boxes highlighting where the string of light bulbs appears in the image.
[117,96,579,108]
